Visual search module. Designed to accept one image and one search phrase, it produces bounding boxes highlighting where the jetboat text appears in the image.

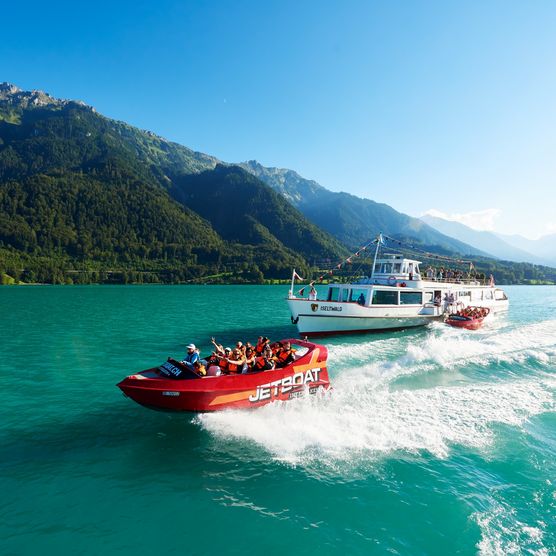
[248,368,323,403]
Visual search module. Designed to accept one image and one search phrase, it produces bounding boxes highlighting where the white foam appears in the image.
[198,373,555,465]
[474,501,550,555]
[327,320,556,375]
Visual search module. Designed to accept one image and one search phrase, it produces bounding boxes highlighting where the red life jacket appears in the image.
[227,361,239,373]
[255,356,270,370]
[277,349,293,365]
[255,341,267,355]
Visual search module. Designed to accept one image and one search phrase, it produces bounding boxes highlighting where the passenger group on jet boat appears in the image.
[179,336,297,377]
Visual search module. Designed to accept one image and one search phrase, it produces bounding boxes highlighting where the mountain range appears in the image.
[421,214,556,267]
[238,160,488,256]
[1,82,555,285]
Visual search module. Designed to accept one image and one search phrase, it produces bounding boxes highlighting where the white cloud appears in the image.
[422,208,501,231]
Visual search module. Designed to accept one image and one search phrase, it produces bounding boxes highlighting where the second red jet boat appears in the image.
[445,306,490,330]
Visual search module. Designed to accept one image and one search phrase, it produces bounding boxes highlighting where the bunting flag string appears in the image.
[381,234,473,265]
[295,237,378,295]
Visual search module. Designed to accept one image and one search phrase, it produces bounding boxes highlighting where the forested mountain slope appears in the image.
[0,83,345,283]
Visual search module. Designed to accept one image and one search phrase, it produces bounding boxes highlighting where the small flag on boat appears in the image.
[299,287,305,296]
[293,270,304,280]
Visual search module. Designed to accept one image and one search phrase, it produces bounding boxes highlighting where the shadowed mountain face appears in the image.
[170,165,348,263]
[239,160,486,255]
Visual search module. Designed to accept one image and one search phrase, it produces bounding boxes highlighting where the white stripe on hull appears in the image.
[295,314,440,334]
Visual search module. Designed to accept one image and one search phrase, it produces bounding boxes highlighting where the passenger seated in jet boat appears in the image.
[273,341,297,368]
[253,345,276,371]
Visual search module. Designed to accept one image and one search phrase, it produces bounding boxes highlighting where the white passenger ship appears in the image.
[287,238,509,336]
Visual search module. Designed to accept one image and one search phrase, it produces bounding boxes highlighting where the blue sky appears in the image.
[2,0,556,239]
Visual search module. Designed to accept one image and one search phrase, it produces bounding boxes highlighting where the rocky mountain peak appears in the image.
[0,82,21,95]
[0,82,92,111]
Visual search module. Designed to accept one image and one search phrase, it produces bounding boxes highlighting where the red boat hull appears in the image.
[117,339,330,412]
[446,317,484,330]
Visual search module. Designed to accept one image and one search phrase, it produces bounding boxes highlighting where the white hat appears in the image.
[186,343,196,350]
[224,347,231,352]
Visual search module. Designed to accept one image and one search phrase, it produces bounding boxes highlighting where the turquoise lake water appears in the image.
[0,285,555,555]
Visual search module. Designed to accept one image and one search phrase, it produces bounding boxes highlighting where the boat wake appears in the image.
[326,319,556,375]
[197,320,556,466]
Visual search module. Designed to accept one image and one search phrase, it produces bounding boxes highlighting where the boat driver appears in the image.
[181,343,200,371]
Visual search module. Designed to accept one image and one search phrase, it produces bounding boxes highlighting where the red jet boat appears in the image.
[445,306,490,330]
[117,338,330,412]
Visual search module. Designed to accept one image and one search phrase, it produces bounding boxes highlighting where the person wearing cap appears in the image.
[181,343,200,371]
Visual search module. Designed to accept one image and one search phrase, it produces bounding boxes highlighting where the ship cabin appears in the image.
[322,255,437,310]
[365,254,423,286]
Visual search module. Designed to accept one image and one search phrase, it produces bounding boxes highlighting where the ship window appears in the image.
[484,290,493,300]
[372,290,399,305]
[350,288,367,304]
[342,288,350,302]
[494,290,507,300]
[393,263,401,273]
[327,287,340,302]
[400,292,422,305]
[424,291,433,303]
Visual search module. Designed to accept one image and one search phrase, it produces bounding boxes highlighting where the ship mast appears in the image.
[370,232,382,280]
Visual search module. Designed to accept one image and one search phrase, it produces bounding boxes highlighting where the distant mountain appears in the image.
[0,83,345,283]
[420,214,545,263]
[420,213,556,266]
[495,232,556,266]
[239,160,487,256]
